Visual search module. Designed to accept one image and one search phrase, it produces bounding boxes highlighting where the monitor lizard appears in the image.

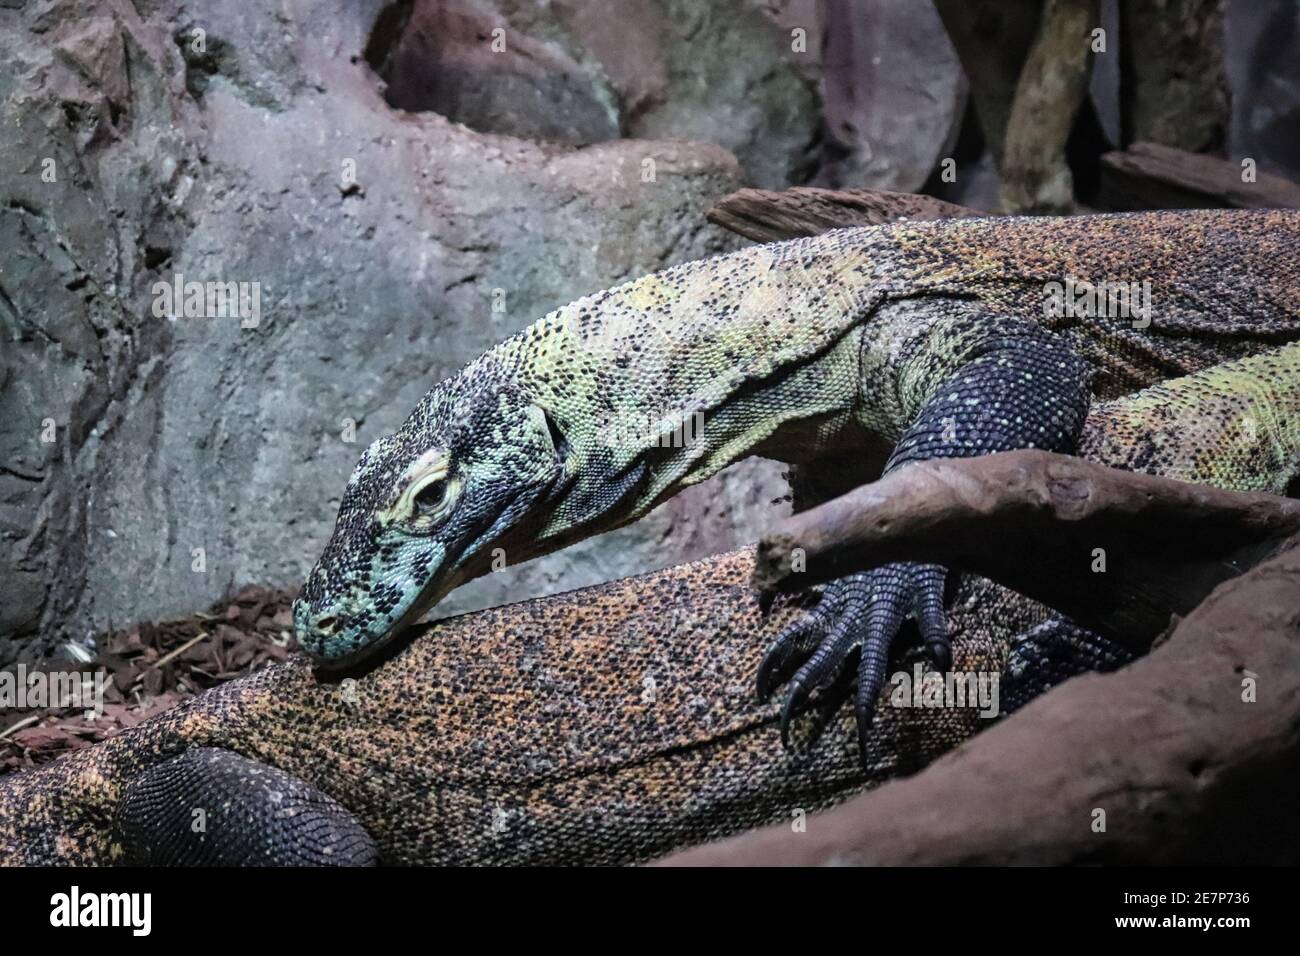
[291,209,1300,757]
[4,341,1298,865]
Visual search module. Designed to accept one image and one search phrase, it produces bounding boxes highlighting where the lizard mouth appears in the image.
[303,482,559,673]
[305,568,469,674]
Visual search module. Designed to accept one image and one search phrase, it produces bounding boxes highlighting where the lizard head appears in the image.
[293,363,572,668]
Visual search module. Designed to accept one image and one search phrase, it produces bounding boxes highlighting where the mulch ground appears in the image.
[0,585,297,774]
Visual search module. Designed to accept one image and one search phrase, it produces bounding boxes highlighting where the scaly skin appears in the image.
[5,344,1299,865]
[293,208,1300,760]
[294,209,1300,649]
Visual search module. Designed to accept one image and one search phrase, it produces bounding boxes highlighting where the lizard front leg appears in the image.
[758,318,1092,765]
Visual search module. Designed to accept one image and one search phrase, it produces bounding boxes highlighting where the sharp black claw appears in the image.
[756,627,802,703]
[757,605,828,703]
[927,638,952,674]
[779,679,810,749]
[854,634,890,768]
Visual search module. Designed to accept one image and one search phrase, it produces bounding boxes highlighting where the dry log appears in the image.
[752,450,1300,653]
[660,538,1300,865]
[932,0,1043,167]
[936,0,1097,213]
[1099,141,1300,211]
[705,186,980,243]
[998,0,1099,213]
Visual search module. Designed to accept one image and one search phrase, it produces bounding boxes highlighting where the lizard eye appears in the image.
[412,478,449,516]
[394,449,456,526]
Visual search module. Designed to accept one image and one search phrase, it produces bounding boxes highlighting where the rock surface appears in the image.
[0,0,788,665]
[817,0,966,192]
[1223,0,1300,181]
[368,0,823,188]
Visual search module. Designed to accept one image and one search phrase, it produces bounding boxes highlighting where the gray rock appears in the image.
[369,0,821,188]
[1223,0,1300,182]
[816,0,967,192]
[370,0,622,146]
[0,0,787,665]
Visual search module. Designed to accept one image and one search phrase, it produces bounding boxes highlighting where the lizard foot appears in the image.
[756,561,950,764]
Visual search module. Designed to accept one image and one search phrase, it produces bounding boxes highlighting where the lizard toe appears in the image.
[854,632,893,762]
[756,599,831,702]
[911,562,952,673]
[761,562,953,767]
[778,610,862,747]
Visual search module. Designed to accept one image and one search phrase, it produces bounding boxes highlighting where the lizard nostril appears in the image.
[314,615,340,634]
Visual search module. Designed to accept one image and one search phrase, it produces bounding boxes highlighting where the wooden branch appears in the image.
[998,0,1098,213]
[660,539,1300,866]
[753,450,1300,652]
[932,0,1042,167]
[705,186,980,243]
[1099,141,1300,211]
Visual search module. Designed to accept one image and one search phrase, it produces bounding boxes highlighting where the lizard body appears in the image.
[4,342,1299,865]
[293,208,1300,754]
[294,210,1300,673]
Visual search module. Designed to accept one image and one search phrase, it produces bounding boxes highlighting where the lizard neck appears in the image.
[499,230,885,536]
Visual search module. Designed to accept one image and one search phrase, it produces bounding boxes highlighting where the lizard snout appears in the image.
[293,599,348,657]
